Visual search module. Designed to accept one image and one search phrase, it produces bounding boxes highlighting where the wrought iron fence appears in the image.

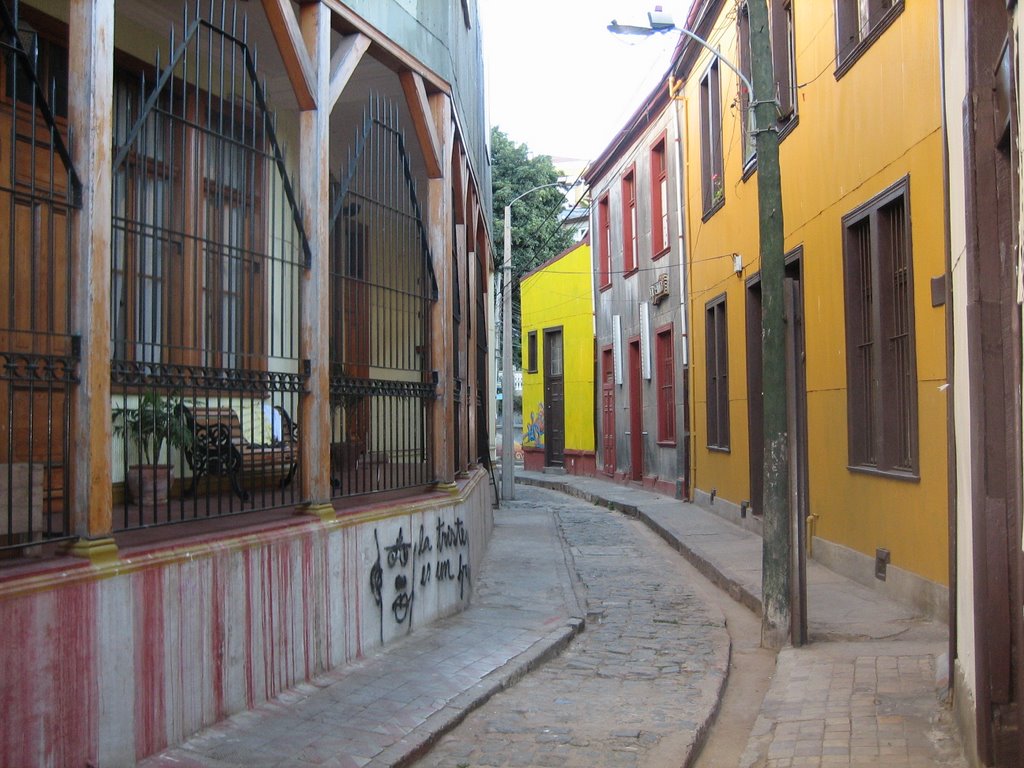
[0,1,81,552]
[329,96,435,498]
[109,2,308,529]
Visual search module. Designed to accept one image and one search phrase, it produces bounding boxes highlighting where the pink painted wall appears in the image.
[0,470,493,766]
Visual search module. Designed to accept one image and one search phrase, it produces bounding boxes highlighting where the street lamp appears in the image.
[609,4,792,649]
[500,181,565,501]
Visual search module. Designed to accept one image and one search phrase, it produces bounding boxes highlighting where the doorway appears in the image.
[543,328,565,467]
[601,346,616,476]
[628,338,643,482]
[745,250,808,643]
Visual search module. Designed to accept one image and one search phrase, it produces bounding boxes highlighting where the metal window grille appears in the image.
[0,0,81,552]
[110,1,309,530]
[328,96,436,498]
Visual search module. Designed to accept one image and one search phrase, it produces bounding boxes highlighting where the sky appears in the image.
[479,1,695,166]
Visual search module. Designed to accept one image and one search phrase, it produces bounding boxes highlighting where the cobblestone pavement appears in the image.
[412,486,731,768]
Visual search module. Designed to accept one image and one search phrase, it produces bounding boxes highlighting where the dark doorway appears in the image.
[628,338,643,482]
[746,251,808,644]
[544,328,565,467]
[601,347,616,476]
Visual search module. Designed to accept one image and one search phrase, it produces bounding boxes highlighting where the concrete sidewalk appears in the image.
[518,470,966,767]
[141,502,586,768]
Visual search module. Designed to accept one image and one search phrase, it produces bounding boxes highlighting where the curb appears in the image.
[377,617,585,768]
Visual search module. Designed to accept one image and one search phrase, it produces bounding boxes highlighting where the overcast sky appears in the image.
[479,1,694,165]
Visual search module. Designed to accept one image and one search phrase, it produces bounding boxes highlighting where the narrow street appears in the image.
[412,485,730,768]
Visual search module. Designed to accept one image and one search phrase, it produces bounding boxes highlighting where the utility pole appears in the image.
[608,5,791,647]
[501,203,515,500]
[747,0,791,649]
[500,182,565,502]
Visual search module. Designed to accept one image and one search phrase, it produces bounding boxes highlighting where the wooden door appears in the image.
[543,328,564,467]
[784,275,808,646]
[601,347,615,476]
[628,339,642,481]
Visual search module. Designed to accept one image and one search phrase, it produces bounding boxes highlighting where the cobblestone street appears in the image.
[412,486,730,768]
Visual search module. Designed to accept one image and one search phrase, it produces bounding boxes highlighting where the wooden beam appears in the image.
[297,1,333,504]
[328,32,370,111]
[68,0,114,547]
[261,0,317,110]
[400,70,443,178]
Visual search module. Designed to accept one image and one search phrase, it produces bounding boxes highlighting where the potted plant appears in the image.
[112,391,193,505]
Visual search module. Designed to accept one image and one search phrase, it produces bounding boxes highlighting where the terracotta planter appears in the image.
[125,464,173,505]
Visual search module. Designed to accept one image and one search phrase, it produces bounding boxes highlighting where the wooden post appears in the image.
[428,95,455,489]
[65,0,116,562]
[298,1,332,512]
[748,0,791,649]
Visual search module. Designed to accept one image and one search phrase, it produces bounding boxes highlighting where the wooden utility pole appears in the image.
[747,0,791,649]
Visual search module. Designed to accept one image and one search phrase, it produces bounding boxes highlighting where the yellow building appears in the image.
[520,238,597,475]
[678,0,948,616]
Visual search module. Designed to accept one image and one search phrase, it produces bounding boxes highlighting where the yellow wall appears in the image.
[683,2,948,585]
[520,240,595,453]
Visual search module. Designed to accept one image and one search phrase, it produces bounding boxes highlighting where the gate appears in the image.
[109,1,309,529]
[328,96,436,497]
[0,1,81,552]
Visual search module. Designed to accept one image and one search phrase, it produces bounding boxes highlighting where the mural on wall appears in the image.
[523,404,545,447]
[369,515,471,641]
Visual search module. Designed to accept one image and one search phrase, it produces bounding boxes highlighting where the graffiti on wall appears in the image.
[523,404,545,447]
[369,515,471,641]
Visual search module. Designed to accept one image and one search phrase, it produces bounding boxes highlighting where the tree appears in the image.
[491,127,575,282]
[490,127,576,361]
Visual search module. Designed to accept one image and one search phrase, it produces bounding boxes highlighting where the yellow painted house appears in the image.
[677,0,948,616]
[520,238,596,475]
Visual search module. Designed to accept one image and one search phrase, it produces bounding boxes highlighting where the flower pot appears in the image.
[125,464,173,505]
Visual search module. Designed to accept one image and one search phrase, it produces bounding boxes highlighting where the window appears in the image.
[771,0,796,120]
[700,61,724,215]
[112,73,268,370]
[598,193,611,288]
[656,326,675,444]
[526,330,538,373]
[738,0,797,168]
[705,295,729,449]
[650,136,669,256]
[622,166,637,274]
[835,0,904,75]
[842,177,917,475]
[738,4,756,165]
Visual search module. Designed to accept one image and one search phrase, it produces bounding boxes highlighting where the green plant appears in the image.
[112,391,193,466]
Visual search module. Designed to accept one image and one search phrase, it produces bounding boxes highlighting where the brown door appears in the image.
[543,328,565,467]
[746,257,808,645]
[784,275,808,646]
[601,347,615,475]
[628,339,643,482]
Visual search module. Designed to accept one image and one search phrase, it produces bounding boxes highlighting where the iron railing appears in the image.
[109,2,308,529]
[329,96,435,498]
[0,0,80,552]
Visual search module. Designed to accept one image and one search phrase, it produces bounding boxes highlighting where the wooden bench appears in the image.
[181,404,298,501]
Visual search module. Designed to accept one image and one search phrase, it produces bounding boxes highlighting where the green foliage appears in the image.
[111,391,194,466]
[490,127,575,282]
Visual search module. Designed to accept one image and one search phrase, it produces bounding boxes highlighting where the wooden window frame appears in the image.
[650,134,670,258]
[841,175,918,478]
[525,330,538,373]
[598,193,612,290]
[738,0,798,178]
[705,294,730,450]
[699,60,724,218]
[656,324,676,445]
[834,0,904,79]
[112,64,268,372]
[621,164,638,275]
